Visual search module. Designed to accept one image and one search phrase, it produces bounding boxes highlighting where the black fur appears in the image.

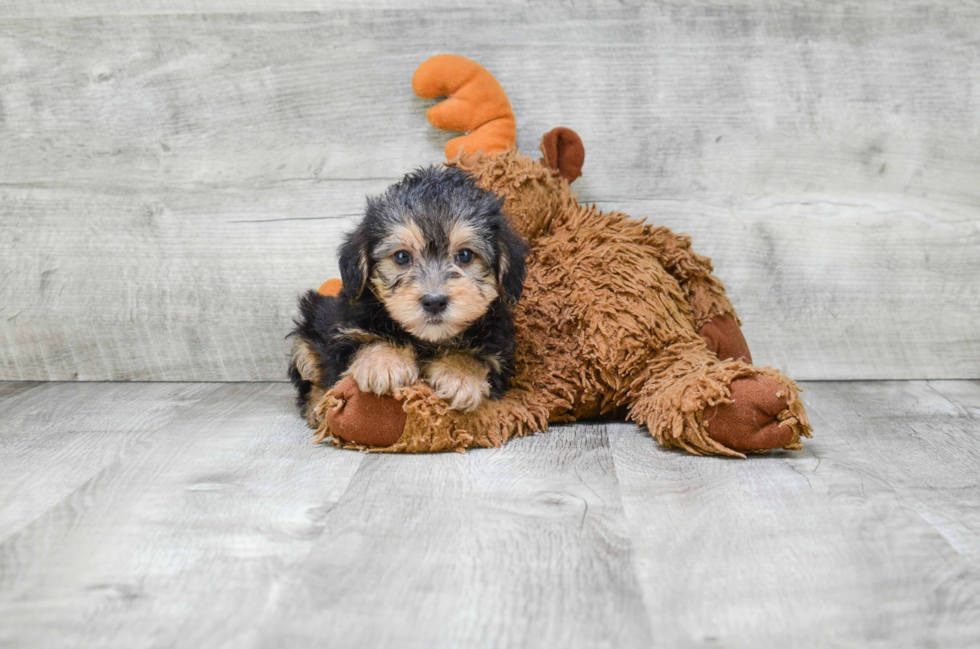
[289,166,528,413]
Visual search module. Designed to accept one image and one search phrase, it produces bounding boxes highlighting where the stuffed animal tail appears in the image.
[412,54,517,160]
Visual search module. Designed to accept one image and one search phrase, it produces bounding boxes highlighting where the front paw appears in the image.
[423,354,490,413]
[346,342,419,395]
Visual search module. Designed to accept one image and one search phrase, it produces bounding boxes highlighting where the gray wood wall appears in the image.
[1,1,978,381]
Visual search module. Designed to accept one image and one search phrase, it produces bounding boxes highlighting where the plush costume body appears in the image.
[297,55,812,458]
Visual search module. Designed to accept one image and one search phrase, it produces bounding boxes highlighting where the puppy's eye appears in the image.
[454,248,474,265]
[393,250,412,267]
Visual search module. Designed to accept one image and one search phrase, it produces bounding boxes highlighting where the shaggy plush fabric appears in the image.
[302,54,812,457]
[311,143,811,458]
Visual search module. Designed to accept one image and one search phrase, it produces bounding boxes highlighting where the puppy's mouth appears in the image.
[406,313,465,343]
[419,305,451,331]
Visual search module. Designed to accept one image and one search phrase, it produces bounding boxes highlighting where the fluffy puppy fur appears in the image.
[289,166,529,419]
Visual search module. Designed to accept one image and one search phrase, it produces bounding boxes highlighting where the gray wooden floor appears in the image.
[0,380,977,648]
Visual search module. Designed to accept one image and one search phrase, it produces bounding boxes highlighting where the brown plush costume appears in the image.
[298,54,812,458]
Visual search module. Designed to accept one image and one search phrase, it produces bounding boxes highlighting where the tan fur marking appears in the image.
[305,385,327,428]
[351,248,369,297]
[334,327,383,345]
[423,353,490,412]
[444,275,498,328]
[291,339,322,384]
[498,249,510,286]
[383,277,428,331]
[345,341,419,395]
[448,221,479,252]
[376,222,426,259]
[483,352,504,375]
[401,220,426,253]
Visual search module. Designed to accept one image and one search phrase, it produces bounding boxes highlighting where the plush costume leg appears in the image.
[313,342,809,457]
[636,226,752,362]
[497,196,809,458]
[319,381,554,453]
[626,342,810,458]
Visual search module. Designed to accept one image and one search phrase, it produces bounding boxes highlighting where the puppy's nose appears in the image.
[421,293,449,315]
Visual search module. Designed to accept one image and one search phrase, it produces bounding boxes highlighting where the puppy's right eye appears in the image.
[393,250,412,267]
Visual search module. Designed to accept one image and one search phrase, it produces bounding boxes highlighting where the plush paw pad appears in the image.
[702,375,796,452]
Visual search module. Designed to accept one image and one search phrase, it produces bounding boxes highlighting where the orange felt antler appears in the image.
[412,54,516,160]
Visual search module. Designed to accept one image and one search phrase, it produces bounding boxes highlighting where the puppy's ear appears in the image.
[496,223,529,304]
[338,225,370,300]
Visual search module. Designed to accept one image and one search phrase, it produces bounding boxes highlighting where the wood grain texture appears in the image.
[802,380,980,567]
[1,3,978,381]
[0,381,217,543]
[0,0,536,18]
[258,424,652,649]
[1,381,980,645]
[0,382,365,649]
[608,381,980,648]
[0,184,385,381]
[608,196,980,380]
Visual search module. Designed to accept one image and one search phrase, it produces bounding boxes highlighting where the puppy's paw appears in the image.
[345,342,419,396]
[423,354,491,413]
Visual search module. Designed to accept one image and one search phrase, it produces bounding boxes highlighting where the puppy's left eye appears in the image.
[454,248,474,265]
[393,250,412,266]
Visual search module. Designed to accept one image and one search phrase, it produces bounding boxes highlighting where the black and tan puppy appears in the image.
[289,166,528,421]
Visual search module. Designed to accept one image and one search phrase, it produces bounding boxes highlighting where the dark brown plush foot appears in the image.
[702,375,796,452]
[698,315,752,364]
[321,377,406,447]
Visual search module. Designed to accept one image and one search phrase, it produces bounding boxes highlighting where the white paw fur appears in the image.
[345,342,419,395]
[423,354,490,413]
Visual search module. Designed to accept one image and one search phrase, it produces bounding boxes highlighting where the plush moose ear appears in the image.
[338,226,370,300]
[540,127,585,183]
[496,224,529,304]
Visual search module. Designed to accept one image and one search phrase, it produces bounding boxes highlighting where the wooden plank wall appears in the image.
[1,2,978,381]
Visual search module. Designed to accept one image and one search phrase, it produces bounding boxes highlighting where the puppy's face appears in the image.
[338,167,528,344]
[371,218,497,342]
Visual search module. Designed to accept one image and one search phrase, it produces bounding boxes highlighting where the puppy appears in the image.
[289,166,528,423]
